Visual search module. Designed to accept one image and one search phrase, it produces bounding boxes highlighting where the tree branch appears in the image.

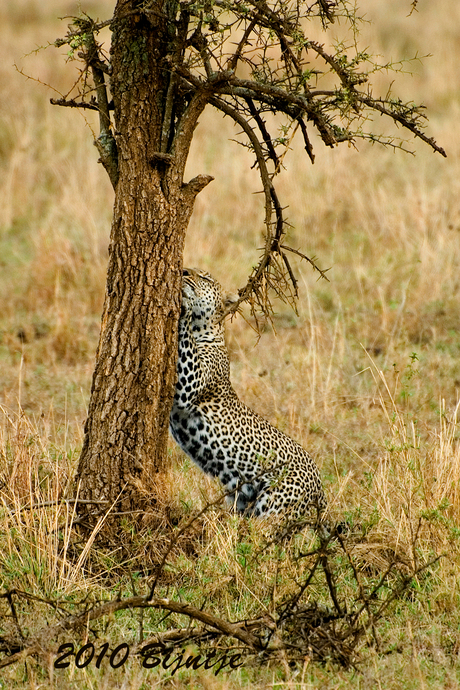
[50,97,100,111]
[357,94,447,157]
[245,97,280,169]
[82,25,119,188]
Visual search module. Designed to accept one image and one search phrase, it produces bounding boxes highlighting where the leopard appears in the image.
[169,267,327,525]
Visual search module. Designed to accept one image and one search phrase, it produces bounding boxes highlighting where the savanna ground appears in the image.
[1,0,460,688]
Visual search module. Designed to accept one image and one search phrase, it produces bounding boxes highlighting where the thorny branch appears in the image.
[48,0,445,321]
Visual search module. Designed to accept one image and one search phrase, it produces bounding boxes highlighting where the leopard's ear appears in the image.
[223,292,239,310]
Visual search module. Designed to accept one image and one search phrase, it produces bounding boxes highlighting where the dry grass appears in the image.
[1,0,460,687]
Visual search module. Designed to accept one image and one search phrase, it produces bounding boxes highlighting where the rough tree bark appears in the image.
[76,0,212,513]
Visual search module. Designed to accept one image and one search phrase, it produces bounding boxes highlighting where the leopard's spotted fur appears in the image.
[169,268,327,521]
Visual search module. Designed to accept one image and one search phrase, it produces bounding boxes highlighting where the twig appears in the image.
[129,627,217,654]
[50,97,100,110]
[279,244,331,282]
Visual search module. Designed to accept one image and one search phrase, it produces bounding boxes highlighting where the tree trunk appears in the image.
[76,0,212,516]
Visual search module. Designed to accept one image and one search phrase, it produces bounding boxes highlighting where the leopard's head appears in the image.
[182,268,236,343]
